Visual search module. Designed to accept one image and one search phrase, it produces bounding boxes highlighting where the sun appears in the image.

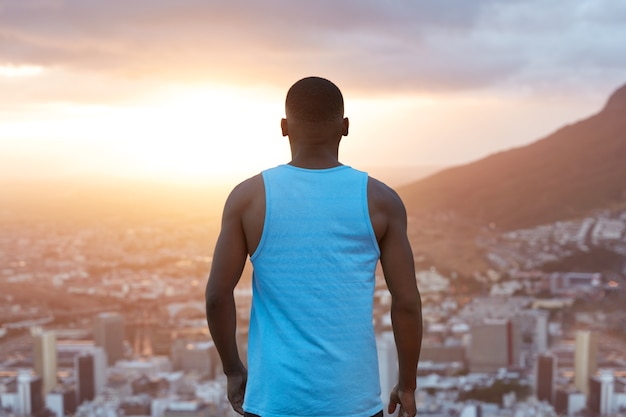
[0,64,43,78]
[1,83,292,184]
[110,85,289,182]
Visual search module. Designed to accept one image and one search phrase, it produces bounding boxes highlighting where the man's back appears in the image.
[205,77,422,417]
[232,170,407,256]
[244,164,382,416]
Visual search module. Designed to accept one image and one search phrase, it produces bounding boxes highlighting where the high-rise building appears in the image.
[32,328,58,395]
[535,312,549,353]
[469,318,521,373]
[173,341,220,378]
[376,330,398,416]
[46,387,77,417]
[94,312,125,366]
[57,341,107,396]
[588,370,615,416]
[554,388,586,416]
[90,346,107,395]
[16,370,44,416]
[75,353,95,404]
[574,330,597,395]
[536,353,556,404]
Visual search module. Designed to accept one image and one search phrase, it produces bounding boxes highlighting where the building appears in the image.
[535,312,548,353]
[550,272,601,294]
[420,343,466,364]
[57,341,107,396]
[574,330,597,395]
[588,370,615,416]
[163,400,214,417]
[536,353,556,404]
[119,395,152,416]
[458,403,482,417]
[376,330,397,416]
[468,318,521,373]
[173,341,218,378]
[16,370,44,416]
[94,312,125,366]
[32,328,58,395]
[46,387,77,417]
[75,353,95,405]
[554,388,586,416]
[115,356,172,377]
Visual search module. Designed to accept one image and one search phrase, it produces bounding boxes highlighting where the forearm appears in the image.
[205,291,245,375]
[391,294,423,390]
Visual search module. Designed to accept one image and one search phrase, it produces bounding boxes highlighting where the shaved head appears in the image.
[285,77,344,123]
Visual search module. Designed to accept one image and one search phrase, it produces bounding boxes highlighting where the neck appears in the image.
[288,142,341,169]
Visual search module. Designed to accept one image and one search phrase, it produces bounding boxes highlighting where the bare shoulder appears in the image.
[223,174,264,216]
[367,176,408,241]
[223,174,265,255]
[367,176,407,217]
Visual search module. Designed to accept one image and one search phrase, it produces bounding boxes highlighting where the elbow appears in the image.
[205,292,218,313]
[392,290,422,314]
[392,300,421,316]
[204,284,223,315]
[205,282,235,317]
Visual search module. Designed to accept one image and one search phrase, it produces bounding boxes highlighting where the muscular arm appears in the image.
[369,178,423,417]
[205,180,256,414]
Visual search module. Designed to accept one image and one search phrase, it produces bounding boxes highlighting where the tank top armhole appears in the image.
[363,174,381,257]
[250,170,271,262]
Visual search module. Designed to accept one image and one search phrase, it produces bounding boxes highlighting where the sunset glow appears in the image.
[1,1,625,184]
[86,86,289,181]
[1,85,290,182]
[0,64,43,78]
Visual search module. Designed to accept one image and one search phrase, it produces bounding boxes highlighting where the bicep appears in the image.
[378,199,418,300]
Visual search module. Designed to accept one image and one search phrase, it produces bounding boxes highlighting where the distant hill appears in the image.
[364,165,445,187]
[399,83,626,231]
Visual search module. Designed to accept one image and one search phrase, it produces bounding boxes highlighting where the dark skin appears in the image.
[206,112,423,417]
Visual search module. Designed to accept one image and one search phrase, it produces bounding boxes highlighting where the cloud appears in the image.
[0,0,625,100]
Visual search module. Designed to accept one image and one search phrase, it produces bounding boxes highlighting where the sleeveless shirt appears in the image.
[244,164,382,417]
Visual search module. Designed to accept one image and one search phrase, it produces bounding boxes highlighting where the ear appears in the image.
[281,118,288,137]
[342,117,349,137]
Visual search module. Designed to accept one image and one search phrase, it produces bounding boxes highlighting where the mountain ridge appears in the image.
[398,83,626,231]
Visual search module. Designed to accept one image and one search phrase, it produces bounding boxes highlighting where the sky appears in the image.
[1,0,625,184]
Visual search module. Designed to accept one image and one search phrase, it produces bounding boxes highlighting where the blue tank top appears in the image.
[244,164,382,417]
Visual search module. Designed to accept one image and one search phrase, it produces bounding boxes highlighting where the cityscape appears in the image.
[2,1,626,417]
[0,201,625,417]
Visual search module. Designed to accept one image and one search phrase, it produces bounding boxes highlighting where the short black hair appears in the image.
[285,76,344,122]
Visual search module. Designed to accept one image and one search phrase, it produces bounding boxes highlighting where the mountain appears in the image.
[365,165,446,187]
[398,83,626,231]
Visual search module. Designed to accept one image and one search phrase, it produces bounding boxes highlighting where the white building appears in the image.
[45,387,76,417]
[115,356,172,377]
[376,330,398,416]
[589,370,616,416]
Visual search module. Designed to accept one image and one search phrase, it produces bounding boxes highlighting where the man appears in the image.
[205,76,422,417]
